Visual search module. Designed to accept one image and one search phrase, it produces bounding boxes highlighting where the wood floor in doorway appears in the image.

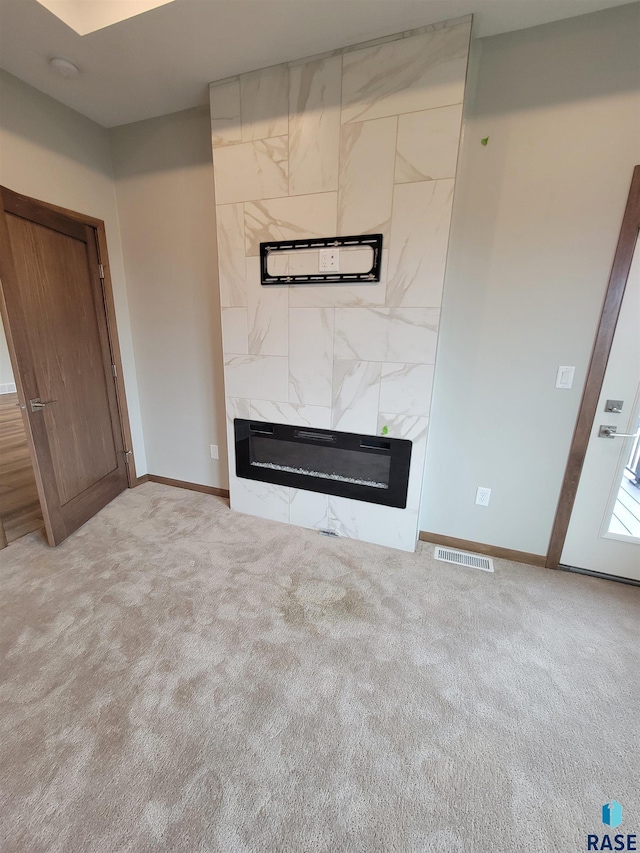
[0,392,43,545]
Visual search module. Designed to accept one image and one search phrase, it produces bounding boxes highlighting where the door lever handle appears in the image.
[29,398,57,412]
[598,425,640,439]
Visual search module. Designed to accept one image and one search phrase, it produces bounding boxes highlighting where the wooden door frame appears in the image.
[0,187,138,489]
[546,165,640,569]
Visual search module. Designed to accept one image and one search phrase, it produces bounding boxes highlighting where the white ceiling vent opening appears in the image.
[434,546,494,573]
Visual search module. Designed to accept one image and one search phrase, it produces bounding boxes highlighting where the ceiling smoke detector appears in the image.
[49,57,79,78]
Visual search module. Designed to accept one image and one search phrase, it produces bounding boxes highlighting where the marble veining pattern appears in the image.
[216,203,247,307]
[240,65,289,142]
[210,17,470,552]
[221,308,249,355]
[331,360,381,434]
[250,401,332,429]
[386,179,455,307]
[246,258,288,356]
[327,496,420,552]
[244,193,338,257]
[231,477,290,523]
[334,307,440,363]
[224,355,289,402]
[213,136,288,205]
[209,78,241,148]
[289,56,342,196]
[379,363,435,416]
[341,22,471,124]
[338,117,397,241]
[395,105,464,183]
[224,396,251,505]
[289,308,334,408]
[289,489,329,531]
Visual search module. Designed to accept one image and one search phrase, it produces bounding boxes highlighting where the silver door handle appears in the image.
[29,398,57,412]
[598,425,640,439]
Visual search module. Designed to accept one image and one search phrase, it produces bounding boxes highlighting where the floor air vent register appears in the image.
[434,547,494,573]
[234,419,412,508]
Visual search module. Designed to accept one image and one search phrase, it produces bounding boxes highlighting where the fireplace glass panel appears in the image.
[250,435,391,489]
[234,420,412,508]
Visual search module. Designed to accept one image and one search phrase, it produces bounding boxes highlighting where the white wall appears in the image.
[109,108,227,488]
[420,3,640,555]
[0,71,147,473]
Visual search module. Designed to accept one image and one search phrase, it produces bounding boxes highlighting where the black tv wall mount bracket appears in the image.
[260,233,383,286]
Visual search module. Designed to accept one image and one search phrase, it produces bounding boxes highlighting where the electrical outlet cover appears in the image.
[319,248,339,272]
[475,486,491,506]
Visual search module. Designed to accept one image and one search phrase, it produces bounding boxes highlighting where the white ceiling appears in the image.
[0,0,636,127]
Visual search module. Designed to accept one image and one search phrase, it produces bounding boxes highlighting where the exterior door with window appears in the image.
[561,231,640,581]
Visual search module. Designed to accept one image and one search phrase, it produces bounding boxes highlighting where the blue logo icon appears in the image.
[588,802,635,850]
[602,801,623,829]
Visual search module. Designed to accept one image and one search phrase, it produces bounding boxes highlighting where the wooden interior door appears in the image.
[0,187,128,545]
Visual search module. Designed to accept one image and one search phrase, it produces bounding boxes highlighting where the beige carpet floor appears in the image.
[1,482,638,852]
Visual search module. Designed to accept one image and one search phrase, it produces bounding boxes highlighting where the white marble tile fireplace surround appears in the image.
[210,16,471,551]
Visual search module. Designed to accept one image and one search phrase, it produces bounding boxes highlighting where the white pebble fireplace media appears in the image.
[210,15,472,551]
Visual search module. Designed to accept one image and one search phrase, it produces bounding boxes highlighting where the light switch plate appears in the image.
[210,444,219,460]
[555,365,575,389]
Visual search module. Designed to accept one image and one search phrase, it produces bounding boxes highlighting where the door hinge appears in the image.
[98,263,105,279]
[112,363,117,378]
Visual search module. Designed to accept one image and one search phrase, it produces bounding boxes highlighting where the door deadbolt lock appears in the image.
[604,400,624,413]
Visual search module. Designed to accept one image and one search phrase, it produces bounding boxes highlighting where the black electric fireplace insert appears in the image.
[234,419,412,508]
